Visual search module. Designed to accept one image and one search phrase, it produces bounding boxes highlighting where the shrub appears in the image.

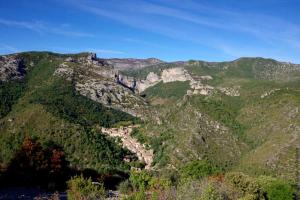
[4,137,69,188]
[0,81,25,118]
[176,180,203,200]
[237,194,257,200]
[225,172,294,200]
[67,175,106,200]
[118,179,132,194]
[265,182,293,200]
[149,177,172,190]
[225,172,261,198]
[123,186,146,200]
[180,160,219,180]
[134,186,147,200]
[129,170,152,190]
[257,176,294,200]
[199,183,222,200]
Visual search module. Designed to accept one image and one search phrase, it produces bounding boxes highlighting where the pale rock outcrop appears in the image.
[133,67,193,93]
[75,79,146,117]
[189,82,214,96]
[218,87,240,96]
[53,53,148,117]
[101,126,154,169]
[137,72,161,92]
[131,67,240,97]
[261,89,280,98]
[161,67,192,83]
[54,63,74,80]
[199,75,213,80]
[0,55,26,81]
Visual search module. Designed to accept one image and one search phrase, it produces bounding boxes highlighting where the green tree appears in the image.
[67,175,106,200]
[199,183,222,200]
[257,176,293,200]
[181,160,218,180]
[129,170,152,190]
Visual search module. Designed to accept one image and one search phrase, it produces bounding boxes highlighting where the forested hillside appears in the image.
[0,52,299,199]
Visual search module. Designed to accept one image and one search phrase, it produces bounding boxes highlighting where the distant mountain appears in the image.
[103,57,164,70]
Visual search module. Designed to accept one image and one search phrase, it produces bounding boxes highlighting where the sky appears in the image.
[0,0,300,62]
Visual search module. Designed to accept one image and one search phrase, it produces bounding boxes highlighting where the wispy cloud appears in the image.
[0,18,43,33]
[49,46,125,55]
[0,44,19,53]
[62,0,300,59]
[124,38,167,49]
[0,18,94,37]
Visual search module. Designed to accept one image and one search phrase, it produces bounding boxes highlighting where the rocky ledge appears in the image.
[101,126,154,169]
[0,55,26,82]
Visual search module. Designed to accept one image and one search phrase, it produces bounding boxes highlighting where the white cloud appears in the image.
[48,46,125,55]
[0,18,94,38]
[0,44,19,53]
[64,0,300,58]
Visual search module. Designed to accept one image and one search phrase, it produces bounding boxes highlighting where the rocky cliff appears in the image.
[54,53,148,117]
[0,55,26,82]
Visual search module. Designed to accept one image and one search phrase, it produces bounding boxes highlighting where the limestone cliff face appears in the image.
[136,72,160,92]
[161,67,193,83]
[54,53,148,117]
[117,66,240,97]
[75,79,147,117]
[0,55,26,82]
[117,67,193,93]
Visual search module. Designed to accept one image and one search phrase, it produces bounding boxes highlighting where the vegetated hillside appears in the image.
[0,52,139,176]
[125,57,300,180]
[0,52,299,198]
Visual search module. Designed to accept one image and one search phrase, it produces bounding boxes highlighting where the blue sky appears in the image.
[0,0,300,62]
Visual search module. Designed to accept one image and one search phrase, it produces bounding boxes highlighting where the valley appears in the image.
[0,51,299,199]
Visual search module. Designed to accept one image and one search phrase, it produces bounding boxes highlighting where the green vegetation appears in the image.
[180,160,220,180]
[117,179,133,194]
[0,52,137,177]
[0,81,26,118]
[1,52,300,198]
[0,137,69,189]
[122,169,296,200]
[190,95,245,136]
[67,175,106,200]
[130,127,171,167]
[142,81,190,103]
[199,183,223,200]
[31,78,136,128]
[225,172,294,200]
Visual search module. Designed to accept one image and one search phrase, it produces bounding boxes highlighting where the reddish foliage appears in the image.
[3,137,69,188]
[50,149,65,173]
[208,174,225,183]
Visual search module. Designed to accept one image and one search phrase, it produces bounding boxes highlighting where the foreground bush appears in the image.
[257,176,294,200]
[118,179,133,194]
[225,172,261,198]
[225,172,294,200]
[67,175,106,200]
[2,137,69,189]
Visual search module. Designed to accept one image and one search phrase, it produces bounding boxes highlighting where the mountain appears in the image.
[0,51,299,198]
[103,57,164,70]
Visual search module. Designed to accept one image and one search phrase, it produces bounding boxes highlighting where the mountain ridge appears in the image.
[0,51,299,183]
